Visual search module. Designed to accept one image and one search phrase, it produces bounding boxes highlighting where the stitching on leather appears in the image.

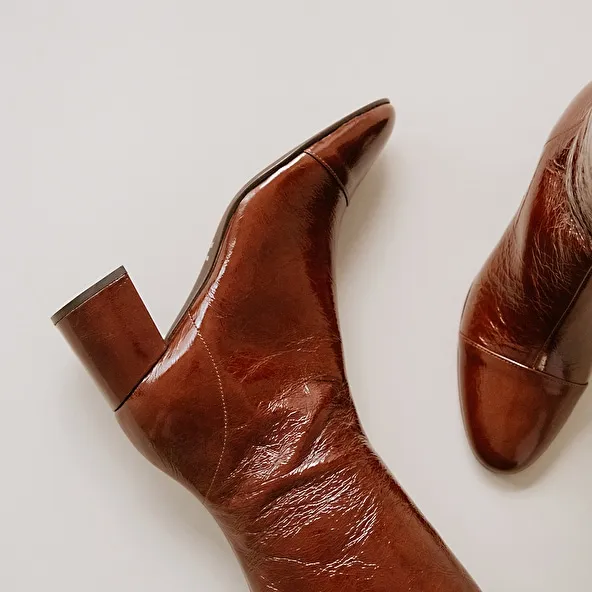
[190,317,229,500]
[304,149,350,205]
[460,333,588,387]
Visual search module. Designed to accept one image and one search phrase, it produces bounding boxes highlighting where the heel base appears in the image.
[53,267,165,409]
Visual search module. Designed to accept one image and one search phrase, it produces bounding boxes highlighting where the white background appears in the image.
[2,1,592,590]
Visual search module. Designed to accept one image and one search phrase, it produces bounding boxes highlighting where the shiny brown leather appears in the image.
[460,82,592,472]
[53,267,166,409]
[58,103,480,591]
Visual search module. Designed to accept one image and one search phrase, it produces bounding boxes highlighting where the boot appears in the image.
[54,100,479,591]
[460,82,592,472]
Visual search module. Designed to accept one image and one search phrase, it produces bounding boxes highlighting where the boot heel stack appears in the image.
[52,266,165,409]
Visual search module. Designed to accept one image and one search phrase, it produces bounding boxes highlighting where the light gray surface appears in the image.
[2,1,592,590]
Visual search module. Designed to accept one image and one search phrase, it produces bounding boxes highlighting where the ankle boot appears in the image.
[54,101,479,591]
[460,82,592,473]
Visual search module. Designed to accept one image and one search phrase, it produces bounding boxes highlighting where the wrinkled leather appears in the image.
[460,82,592,472]
[114,104,480,591]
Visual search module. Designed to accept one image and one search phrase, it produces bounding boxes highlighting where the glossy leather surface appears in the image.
[55,269,166,409]
[114,104,479,590]
[460,82,592,472]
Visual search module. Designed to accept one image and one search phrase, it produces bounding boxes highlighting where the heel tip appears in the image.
[51,266,128,325]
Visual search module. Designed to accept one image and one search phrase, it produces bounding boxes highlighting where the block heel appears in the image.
[52,266,165,409]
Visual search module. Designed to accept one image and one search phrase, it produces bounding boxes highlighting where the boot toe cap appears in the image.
[458,335,585,473]
[307,102,395,198]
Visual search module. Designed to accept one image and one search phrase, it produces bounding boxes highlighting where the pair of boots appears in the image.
[53,82,592,591]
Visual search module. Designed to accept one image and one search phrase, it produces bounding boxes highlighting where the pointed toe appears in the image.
[306,101,395,199]
[459,336,585,472]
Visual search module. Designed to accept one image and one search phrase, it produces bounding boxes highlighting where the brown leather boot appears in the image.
[460,82,592,473]
[53,101,479,591]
